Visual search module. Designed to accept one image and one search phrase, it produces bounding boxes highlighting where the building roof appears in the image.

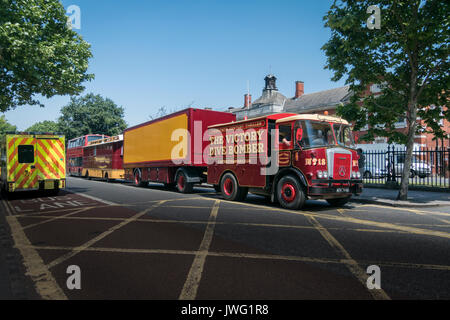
[251,90,287,107]
[285,85,352,113]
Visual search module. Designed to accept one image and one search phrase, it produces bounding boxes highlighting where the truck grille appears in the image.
[326,147,352,180]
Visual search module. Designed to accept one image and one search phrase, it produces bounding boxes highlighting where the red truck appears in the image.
[206,113,363,209]
[123,108,236,192]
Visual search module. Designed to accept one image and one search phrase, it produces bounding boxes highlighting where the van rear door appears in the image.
[36,136,66,189]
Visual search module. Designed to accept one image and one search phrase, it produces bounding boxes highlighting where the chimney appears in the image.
[244,94,252,108]
[295,81,304,98]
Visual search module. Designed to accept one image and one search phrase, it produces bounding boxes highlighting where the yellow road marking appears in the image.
[179,200,220,300]
[360,204,450,218]
[23,207,91,230]
[307,216,390,300]
[14,214,415,235]
[225,199,450,239]
[46,200,167,269]
[5,214,67,299]
[17,244,450,272]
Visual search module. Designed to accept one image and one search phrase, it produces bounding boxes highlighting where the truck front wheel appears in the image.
[220,173,248,201]
[276,175,305,210]
[176,171,194,193]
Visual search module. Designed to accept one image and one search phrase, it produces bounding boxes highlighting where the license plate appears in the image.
[336,188,349,193]
[44,180,54,190]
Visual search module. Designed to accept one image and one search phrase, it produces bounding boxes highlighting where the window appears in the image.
[88,136,103,142]
[296,121,334,148]
[18,145,34,163]
[278,125,292,149]
[334,124,356,148]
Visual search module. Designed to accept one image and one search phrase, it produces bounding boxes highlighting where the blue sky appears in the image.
[4,0,347,130]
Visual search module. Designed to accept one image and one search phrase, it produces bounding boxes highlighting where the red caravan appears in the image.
[206,113,363,209]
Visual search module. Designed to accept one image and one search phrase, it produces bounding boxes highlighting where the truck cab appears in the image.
[207,113,362,209]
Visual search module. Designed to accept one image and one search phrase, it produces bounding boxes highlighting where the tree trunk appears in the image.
[397,116,417,200]
[397,81,419,201]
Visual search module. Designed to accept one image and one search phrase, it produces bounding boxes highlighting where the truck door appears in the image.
[36,137,66,187]
[276,123,293,167]
[11,136,38,190]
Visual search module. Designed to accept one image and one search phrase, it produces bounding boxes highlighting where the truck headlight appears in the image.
[317,171,323,179]
[351,171,360,179]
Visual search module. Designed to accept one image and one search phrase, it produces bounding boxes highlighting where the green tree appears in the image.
[0,0,94,112]
[0,115,16,143]
[58,93,127,140]
[26,120,60,133]
[322,0,449,200]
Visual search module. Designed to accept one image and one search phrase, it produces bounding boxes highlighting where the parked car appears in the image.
[363,162,387,179]
[394,156,432,178]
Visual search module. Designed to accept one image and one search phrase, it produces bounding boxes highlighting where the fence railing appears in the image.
[362,145,450,189]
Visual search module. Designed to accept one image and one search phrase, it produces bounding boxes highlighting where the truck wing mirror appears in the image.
[295,128,303,149]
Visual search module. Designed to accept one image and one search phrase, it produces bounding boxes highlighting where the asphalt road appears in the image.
[1,176,450,300]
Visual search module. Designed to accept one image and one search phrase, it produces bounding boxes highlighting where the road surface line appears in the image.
[360,205,450,218]
[307,216,391,300]
[46,200,166,269]
[23,207,92,230]
[4,197,16,216]
[13,206,99,217]
[5,215,67,299]
[11,214,413,234]
[0,195,12,216]
[18,244,450,271]
[179,200,220,300]
[224,200,450,239]
[76,192,117,205]
[13,214,417,235]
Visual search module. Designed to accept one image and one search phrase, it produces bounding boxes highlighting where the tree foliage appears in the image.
[58,93,127,141]
[26,120,59,133]
[0,115,16,142]
[0,0,94,112]
[322,0,449,199]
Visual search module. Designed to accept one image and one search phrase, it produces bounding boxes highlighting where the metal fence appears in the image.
[362,145,450,189]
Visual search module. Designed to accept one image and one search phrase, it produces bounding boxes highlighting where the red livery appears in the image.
[82,135,124,180]
[67,134,107,176]
[206,113,363,209]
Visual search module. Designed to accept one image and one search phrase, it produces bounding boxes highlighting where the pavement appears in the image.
[351,187,450,208]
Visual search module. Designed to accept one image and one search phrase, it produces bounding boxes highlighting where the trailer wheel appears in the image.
[276,175,305,210]
[326,196,350,207]
[176,171,194,193]
[220,173,248,201]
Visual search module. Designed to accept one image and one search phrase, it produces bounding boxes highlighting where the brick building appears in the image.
[231,74,450,150]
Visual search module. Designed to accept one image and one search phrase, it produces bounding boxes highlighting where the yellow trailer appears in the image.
[0,133,66,194]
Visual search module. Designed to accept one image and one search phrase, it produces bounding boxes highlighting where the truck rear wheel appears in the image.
[220,173,248,201]
[176,171,194,193]
[326,196,350,207]
[276,175,305,210]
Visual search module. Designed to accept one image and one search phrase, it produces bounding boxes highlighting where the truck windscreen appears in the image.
[334,124,356,149]
[296,120,334,148]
